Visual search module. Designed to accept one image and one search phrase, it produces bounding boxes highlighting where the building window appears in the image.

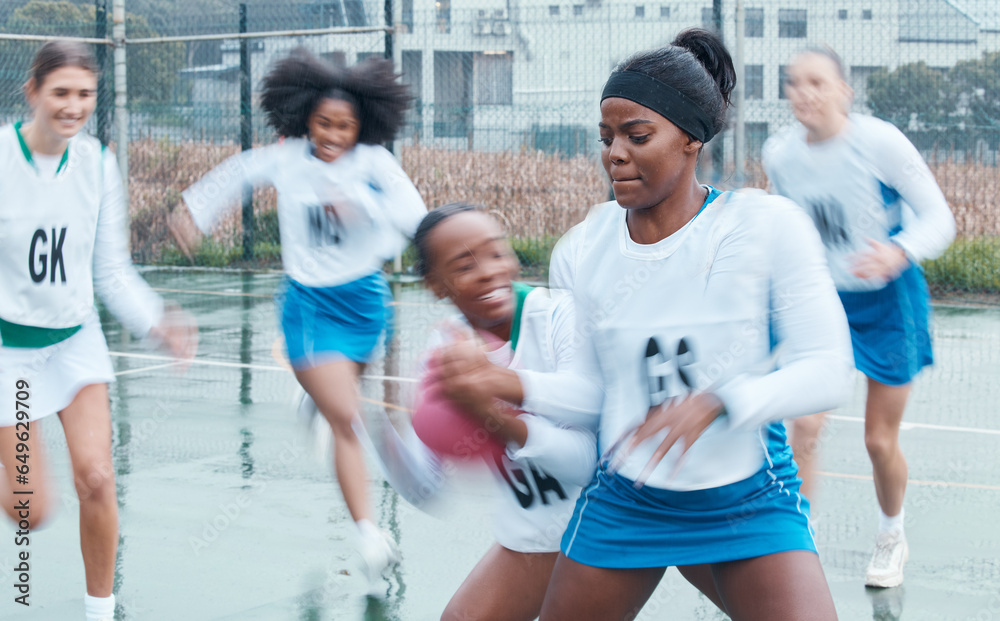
[434,51,471,137]
[862,9,872,20]
[778,8,806,38]
[343,0,367,26]
[401,50,423,138]
[660,5,670,18]
[778,65,788,99]
[745,7,763,37]
[573,4,584,16]
[549,5,560,16]
[313,0,367,27]
[436,0,451,33]
[320,51,347,69]
[317,2,344,27]
[529,124,590,157]
[190,41,222,67]
[838,9,847,20]
[635,5,645,18]
[475,52,513,105]
[702,7,716,31]
[400,0,413,32]
[850,65,881,107]
[745,64,763,100]
[747,122,768,159]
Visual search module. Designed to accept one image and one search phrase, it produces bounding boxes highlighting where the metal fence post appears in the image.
[734,0,745,186]
[240,3,254,261]
[95,0,110,146]
[384,0,395,156]
[710,0,724,183]
[113,0,128,205]
[385,0,403,277]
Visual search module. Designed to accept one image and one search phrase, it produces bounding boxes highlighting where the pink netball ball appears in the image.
[412,361,505,463]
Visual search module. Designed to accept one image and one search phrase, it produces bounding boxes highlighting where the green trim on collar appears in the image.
[509,282,534,352]
[0,317,81,348]
[14,120,70,174]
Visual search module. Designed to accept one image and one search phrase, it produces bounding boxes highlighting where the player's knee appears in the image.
[793,413,825,440]
[325,412,358,438]
[864,430,897,461]
[72,460,116,505]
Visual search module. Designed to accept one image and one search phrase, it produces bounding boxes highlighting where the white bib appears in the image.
[0,125,104,329]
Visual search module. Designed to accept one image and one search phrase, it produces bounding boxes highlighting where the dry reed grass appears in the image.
[398,144,606,238]
[126,140,996,265]
[128,139,277,262]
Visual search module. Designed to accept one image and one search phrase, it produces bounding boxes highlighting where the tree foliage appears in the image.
[867,61,949,129]
[867,52,1000,147]
[950,51,1000,132]
[0,0,184,108]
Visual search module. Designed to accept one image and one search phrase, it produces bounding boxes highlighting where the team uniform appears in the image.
[182,139,426,367]
[0,122,164,426]
[416,284,597,553]
[763,114,956,385]
[516,188,854,567]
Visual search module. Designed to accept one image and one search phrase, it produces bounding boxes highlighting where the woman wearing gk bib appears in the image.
[0,41,196,621]
[763,47,955,588]
[432,29,854,620]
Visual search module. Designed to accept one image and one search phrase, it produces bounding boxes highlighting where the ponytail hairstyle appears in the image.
[413,202,479,277]
[28,40,99,88]
[260,48,412,144]
[613,28,736,142]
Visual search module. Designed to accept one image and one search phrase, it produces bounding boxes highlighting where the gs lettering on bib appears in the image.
[0,127,103,329]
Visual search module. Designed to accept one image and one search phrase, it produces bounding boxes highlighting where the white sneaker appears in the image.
[292,388,333,463]
[358,528,400,596]
[865,529,908,588]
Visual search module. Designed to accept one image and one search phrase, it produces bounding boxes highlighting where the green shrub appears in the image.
[923,236,1000,293]
[511,235,560,277]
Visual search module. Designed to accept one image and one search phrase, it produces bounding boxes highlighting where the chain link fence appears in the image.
[1,0,997,298]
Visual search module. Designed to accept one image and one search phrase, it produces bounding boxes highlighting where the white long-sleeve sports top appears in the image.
[0,123,163,339]
[518,191,854,491]
[422,287,597,553]
[763,114,956,291]
[182,139,426,288]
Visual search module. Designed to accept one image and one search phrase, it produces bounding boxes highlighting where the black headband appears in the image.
[601,70,715,143]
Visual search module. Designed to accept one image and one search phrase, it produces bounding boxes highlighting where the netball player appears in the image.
[763,46,955,587]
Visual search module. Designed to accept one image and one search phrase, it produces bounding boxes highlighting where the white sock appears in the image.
[878,508,905,534]
[356,518,380,542]
[84,593,115,621]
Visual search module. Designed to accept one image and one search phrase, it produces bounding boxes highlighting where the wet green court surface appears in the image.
[2,269,998,620]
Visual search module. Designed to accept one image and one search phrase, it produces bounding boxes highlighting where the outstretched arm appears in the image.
[93,152,197,361]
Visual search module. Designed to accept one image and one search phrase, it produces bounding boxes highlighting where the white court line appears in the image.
[152,287,272,299]
[818,471,1000,492]
[114,361,183,376]
[107,351,418,383]
[827,414,1000,436]
[106,352,998,435]
[151,286,434,306]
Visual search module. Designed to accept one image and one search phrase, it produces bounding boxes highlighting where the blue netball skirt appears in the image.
[561,424,814,568]
[838,264,933,386]
[278,272,393,369]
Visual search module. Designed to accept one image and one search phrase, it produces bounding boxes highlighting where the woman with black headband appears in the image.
[431,29,852,619]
